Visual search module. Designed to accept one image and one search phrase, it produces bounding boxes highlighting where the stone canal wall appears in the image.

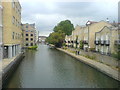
[57,48,120,81]
[2,52,25,88]
[80,50,118,68]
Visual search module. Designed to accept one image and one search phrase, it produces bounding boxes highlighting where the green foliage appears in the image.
[62,43,66,46]
[53,20,74,35]
[113,44,120,60]
[89,48,95,52]
[80,40,84,49]
[84,55,96,60]
[63,47,67,50]
[111,52,120,60]
[28,45,38,50]
[46,31,65,47]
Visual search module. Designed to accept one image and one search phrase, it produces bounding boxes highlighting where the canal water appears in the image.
[5,44,119,88]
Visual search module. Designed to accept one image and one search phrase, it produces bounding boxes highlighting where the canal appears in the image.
[5,44,119,88]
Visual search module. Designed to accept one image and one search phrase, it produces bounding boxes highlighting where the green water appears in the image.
[5,44,119,88]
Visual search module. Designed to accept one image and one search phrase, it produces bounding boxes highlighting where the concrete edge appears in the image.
[56,48,120,82]
[2,52,25,88]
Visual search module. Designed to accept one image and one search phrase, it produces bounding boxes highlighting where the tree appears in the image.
[53,20,74,35]
[46,30,65,47]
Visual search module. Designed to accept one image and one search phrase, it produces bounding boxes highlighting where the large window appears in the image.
[26,43,28,46]
[31,43,33,46]
[26,26,28,28]
[31,34,33,36]
[31,38,33,41]
[12,16,15,24]
[16,19,17,26]
[16,33,17,39]
[26,34,28,36]
[12,1,15,8]
[26,38,28,41]
[12,32,14,39]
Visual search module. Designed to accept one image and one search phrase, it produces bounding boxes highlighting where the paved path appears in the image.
[57,48,120,81]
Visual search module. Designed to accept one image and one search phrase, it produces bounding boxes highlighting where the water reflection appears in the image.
[6,44,119,88]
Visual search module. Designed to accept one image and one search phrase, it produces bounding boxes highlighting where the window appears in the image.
[16,33,17,39]
[16,19,17,26]
[31,38,33,41]
[12,16,15,24]
[18,34,19,39]
[12,1,15,8]
[26,26,28,28]
[17,22,19,27]
[26,34,28,36]
[31,34,33,36]
[26,38,28,41]
[12,32,14,39]
[31,43,33,46]
[26,43,28,46]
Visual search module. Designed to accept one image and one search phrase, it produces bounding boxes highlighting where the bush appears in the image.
[111,53,120,60]
[28,45,38,50]
[84,55,96,60]
[63,47,67,50]
[89,48,95,52]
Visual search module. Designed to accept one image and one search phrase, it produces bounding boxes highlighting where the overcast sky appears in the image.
[20,0,119,36]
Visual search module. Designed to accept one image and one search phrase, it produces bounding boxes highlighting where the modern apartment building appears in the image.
[72,25,81,48]
[95,26,119,55]
[2,1,22,59]
[22,23,36,47]
[65,21,113,51]
[0,2,3,60]
[83,21,112,51]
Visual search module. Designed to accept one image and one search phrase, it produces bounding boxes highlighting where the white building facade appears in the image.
[95,26,119,55]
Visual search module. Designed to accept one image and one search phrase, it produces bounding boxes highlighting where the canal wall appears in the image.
[2,52,25,88]
[57,48,120,81]
[80,50,118,68]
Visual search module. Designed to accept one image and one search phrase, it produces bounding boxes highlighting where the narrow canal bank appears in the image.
[4,44,119,88]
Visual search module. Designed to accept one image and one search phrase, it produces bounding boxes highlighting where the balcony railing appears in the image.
[100,40,104,45]
[115,40,120,45]
[94,40,100,45]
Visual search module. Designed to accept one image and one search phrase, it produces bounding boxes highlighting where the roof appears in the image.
[86,20,98,25]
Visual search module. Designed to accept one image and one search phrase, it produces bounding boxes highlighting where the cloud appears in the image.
[20,0,118,36]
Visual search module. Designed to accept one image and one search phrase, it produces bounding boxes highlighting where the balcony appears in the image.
[115,40,120,45]
[100,40,104,45]
[83,40,88,44]
[94,40,100,45]
[104,40,110,46]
